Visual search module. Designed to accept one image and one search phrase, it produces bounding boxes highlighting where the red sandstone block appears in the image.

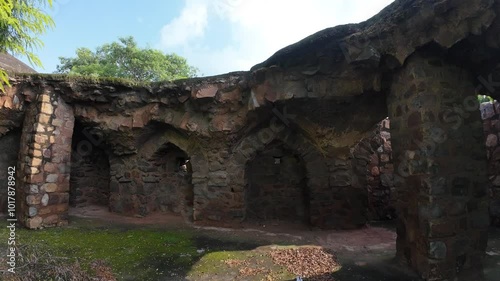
[42,214,59,225]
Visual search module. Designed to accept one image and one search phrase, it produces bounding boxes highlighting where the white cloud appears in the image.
[159,0,209,48]
[159,0,394,76]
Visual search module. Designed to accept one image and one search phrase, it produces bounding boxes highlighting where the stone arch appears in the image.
[139,129,208,221]
[138,129,194,161]
[228,125,329,227]
[351,118,396,221]
[69,120,111,208]
[108,128,208,221]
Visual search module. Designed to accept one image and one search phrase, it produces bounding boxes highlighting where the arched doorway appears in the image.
[244,140,309,225]
[150,142,194,219]
[69,121,110,208]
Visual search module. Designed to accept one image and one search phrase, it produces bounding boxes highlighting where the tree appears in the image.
[56,36,198,81]
[0,0,54,91]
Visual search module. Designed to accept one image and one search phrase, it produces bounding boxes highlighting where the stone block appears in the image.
[28,172,44,183]
[208,171,228,187]
[43,148,52,158]
[40,102,53,114]
[29,185,39,194]
[38,113,51,124]
[192,85,218,99]
[31,157,42,167]
[28,207,38,217]
[217,89,241,103]
[26,216,43,229]
[41,194,49,206]
[429,241,447,260]
[41,183,58,193]
[30,167,40,174]
[35,123,45,133]
[486,134,498,147]
[38,94,51,103]
[51,119,64,127]
[380,154,390,162]
[46,174,58,183]
[26,195,41,205]
[480,102,495,119]
[43,214,59,225]
[33,149,42,157]
[34,134,48,143]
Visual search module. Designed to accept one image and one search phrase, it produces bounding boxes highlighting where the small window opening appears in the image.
[176,157,189,172]
[274,157,281,164]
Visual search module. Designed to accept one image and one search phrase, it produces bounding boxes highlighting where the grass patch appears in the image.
[0,218,202,280]
[0,217,300,280]
[188,247,296,281]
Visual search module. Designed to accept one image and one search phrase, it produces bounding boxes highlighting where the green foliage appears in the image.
[478,95,494,104]
[0,0,54,91]
[56,36,199,82]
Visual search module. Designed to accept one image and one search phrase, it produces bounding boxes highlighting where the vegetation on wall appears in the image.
[0,0,54,92]
[478,95,494,104]
[56,36,199,82]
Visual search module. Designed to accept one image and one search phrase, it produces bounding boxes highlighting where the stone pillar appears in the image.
[17,91,74,229]
[388,54,489,280]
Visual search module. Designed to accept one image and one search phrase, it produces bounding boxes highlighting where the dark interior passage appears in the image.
[151,143,194,217]
[245,140,309,224]
[69,122,110,207]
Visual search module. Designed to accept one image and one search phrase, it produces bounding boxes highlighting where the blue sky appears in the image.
[21,0,394,77]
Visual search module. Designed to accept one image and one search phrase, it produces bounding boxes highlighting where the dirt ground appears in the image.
[67,205,500,281]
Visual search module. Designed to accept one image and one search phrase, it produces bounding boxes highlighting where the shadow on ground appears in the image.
[1,209,500,281]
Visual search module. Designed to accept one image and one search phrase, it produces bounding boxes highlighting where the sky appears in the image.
[20,0,395,77]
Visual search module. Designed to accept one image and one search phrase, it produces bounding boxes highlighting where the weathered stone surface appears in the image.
[2,1,500,279]
[486,134,498,147]
[192,85,218,99]
[41,194,49,206]
[41,183,58,193]
[388,54,489,281]
[208,171,228,187]
[429,241,447,260]
[46,174,58,183]
[28,207,38,217]
[26,216,43,229]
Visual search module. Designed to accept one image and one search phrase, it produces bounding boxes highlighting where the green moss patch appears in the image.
[0,217,300,280]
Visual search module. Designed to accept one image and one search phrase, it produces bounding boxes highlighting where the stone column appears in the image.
[17,91,74,229]
[388,54,489,280]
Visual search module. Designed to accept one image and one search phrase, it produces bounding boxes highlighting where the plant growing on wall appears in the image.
[56,36,199,82]
[478,95,494,104]
[0,0,54,92]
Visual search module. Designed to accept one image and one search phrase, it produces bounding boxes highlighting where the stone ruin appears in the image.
[2,0,500,280]
[362,103,500,224]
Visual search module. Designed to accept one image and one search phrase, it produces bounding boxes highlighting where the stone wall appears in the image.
[245,141,308,223]
[388,54,489,281]
[352,118,395,221]
[108,128,200,221]
[480,101,500,225]
[217,124,367,229]
[16,91,74,229]
[0,129,21,212]
[362,103,500,225]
